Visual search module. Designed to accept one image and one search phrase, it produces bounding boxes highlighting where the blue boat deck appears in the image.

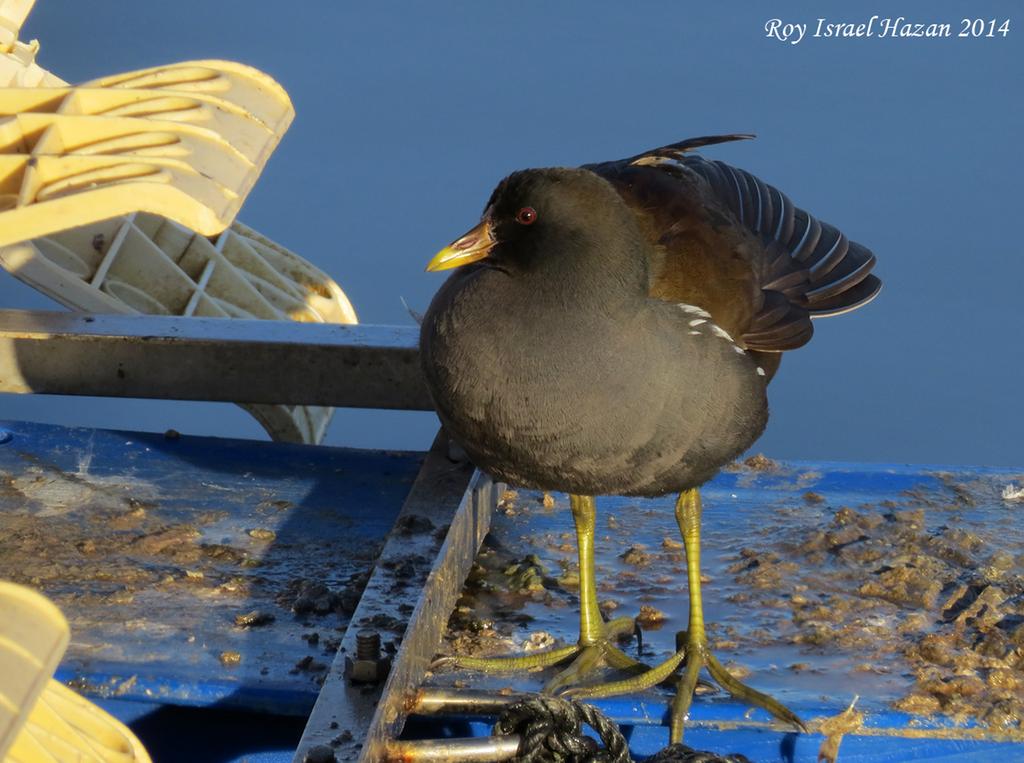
[420,461,1024,760]
[1,418,1022,761]
[0,420,420,715]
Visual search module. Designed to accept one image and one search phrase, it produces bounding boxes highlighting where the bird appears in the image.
[419,134,880,743]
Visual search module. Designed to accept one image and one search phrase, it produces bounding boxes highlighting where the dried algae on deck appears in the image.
[0,424,423,703]
[434,460,1024,735]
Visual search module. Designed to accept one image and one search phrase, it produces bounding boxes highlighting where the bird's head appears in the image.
[426,168,650,291]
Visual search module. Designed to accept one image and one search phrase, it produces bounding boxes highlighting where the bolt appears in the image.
[346,629,390,684]
[356,629,381,660]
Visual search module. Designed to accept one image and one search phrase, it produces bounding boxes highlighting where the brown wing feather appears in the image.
[585,136,881,356]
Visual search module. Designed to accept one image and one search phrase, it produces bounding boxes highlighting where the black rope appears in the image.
[644,743,753,763]
[494,696,752,763]
[495,695,630,763]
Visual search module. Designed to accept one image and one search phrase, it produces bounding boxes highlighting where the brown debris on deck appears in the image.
[435,466,1024,734]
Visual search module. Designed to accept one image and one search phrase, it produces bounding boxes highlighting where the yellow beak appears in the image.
[426,219,495,272]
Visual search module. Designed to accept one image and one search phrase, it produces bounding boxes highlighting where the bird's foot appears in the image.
[667,630,805,741]
[431,616,648,693]
[540,616,648,694]
[565,629,804,742]
[559,641,685,700]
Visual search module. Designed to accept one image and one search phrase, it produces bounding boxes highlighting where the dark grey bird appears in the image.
[420,134,879,743]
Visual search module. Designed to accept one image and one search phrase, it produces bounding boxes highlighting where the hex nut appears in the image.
[345,655,391,684]
[303,744,336,763]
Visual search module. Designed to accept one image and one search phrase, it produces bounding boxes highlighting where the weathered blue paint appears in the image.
[3,419,1021,760]
[0,419,423,715]
[421,459,1024,761]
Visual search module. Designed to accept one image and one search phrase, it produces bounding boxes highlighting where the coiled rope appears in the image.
[494,696,752,763]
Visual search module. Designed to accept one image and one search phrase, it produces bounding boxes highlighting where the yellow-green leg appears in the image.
[433,494,647,691]
[671,488,804,741]
[565,489,804,743]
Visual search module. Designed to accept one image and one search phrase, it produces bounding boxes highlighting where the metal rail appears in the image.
[385,737,521,762]
[0,309,433,410]
[292,433,499,763]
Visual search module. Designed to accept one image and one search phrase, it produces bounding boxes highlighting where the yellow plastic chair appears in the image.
[0,582,151,763]
[0,1,358,444]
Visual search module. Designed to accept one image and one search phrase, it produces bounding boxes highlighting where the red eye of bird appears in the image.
[515,206,537,225]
